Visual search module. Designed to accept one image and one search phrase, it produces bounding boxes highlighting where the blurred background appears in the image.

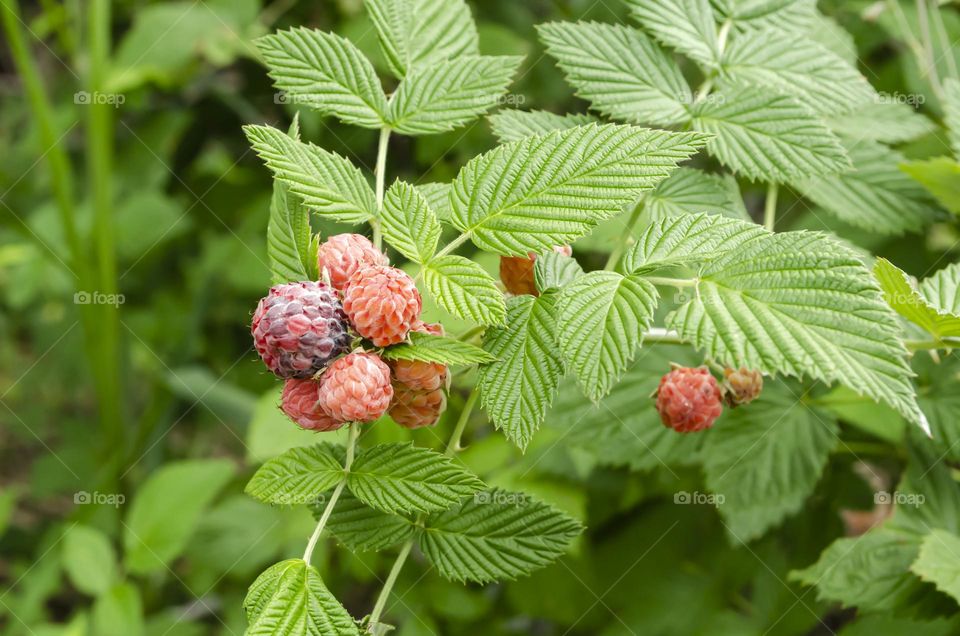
[2,0,960,634]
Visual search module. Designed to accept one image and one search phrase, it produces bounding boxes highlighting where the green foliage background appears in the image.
[3,0,960,634]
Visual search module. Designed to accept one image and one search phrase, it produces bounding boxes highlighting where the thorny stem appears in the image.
[763,183,779,232]
[303,423,360,566]
[372,127,391,250]
[603,201,645,271]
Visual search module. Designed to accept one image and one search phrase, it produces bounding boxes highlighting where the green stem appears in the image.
[366,539,413,631]
[905,337,960,351]
[603,201,644,271]
[304,423,360,566]
[644,276,697,288]
[930,1,958,81]
[433,232,471,260]
[915,0,945,99]
[456,325,485,343]
[644,327,686,346]
[445,387,479,456]
[763,183,778,232]
[372,127,391,251]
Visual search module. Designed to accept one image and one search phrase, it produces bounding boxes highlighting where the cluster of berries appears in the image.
[654,365,763,433]
[251,234,447,432]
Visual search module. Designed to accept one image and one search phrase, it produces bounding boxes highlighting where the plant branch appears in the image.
[604,200,644,271]
[303,422,360,565]
[446,387,479,456]
[372,127,391,250]
[644,327,686,346]
[644,276,697,288]
[763,183,779,232]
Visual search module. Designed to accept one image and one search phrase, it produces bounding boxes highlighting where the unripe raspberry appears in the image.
[317,233,388,290]
[500,245,572,296]
[251,281,352,378]
[342,265,422,347]
[655,366,723,433]
[318,352,393,423]
[723,367,763,407]
[280,379,343,431]
[390,322,448,391]
[389,386,447,429]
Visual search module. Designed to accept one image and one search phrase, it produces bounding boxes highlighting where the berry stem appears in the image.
[763,182,779,232]
[372,127,391,251]
[445,387,479,456]
[303,422,360,566]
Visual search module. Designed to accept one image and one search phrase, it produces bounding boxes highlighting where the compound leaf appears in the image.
[422,255,506,325]
[245,443,345,506]
[381,180,441,263]
[625,0,720,67]
[488,109,597,143]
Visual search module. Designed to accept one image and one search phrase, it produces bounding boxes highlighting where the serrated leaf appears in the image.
[244,124,376,223]
[422,254,505,325]
[901,157,960,215]
[912,529,960,603]
[419,489,582,583]
[245,443,345,505]
[643,167,749,221]
[691,84,849,182]
[450,123,708,255]
[534,251,584,293]
[714,0,817,33]
[388,55,523,135]
[347,443,484,514]
[557,271,658,401]
[256,28,387,129]
[944,78,960,159]
[268,117,317,284]
[793,138,940,235]
[365,0,478,78]
[704,380,838,542]
[416,182,453,220]
[488,109,598,143]
[875,258,960,339]
[537,21,692,126]
[381,180,440,263]
[827,102,936,144]
[625,0,720,67]
[719,31,875,116]
[479,295,564,450]
[320,492,416,552]
[381,331,494,365]
[920,262,960,318]
[244,559,359,635]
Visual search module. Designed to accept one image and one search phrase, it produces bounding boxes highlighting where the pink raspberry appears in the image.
[389,386,447,429]
[251,281,351,378]
[655,366,723,433]
[317,352,393,423]
[317,233,388,290]
[390,322,448,391]
[342,265,422,347]
[722,367,763,408]
[280,379,343,431]
[500,245,572,296]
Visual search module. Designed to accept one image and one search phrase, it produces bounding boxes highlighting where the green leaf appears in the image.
[347,443,484,514]
[267,116,317,284]
[388,55,523,135]
[874,258,960,339]
[534,250,584,293]
[944,78,960,159]
[419,489,582,583]
[450,123,708,255]
[703,381,838,542]
[381,180,441,263]
[422,254,506,325]
[256,28,388,128]
[828,102,936,145]
[625,0,720,66]
[416,182,453,220]
[691,84,849,182]
[381,331,495,365]
[643,167,749,221]
[901,157,960,215]
[792,138,940,235]
[487,109,597,144]
[322,492,416,552]
[719,31,875,115]
[365,0,478,78]
[92,583,144,636]
[244,559,359,635]
[245,443,345,505]
[62,525,117,596]
[244,124,376,223]
[920,262,960,319]
[633,213,928,434]
[479,295,565,450]
[537,21,692,126]
[912,529,960,604]
[557,271,658,401]
[714,0,817,33]
[124,459,234,574]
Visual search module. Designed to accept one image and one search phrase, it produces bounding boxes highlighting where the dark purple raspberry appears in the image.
[251,281,351,379]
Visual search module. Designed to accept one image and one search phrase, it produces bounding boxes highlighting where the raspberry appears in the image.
[317,352,393,423]
[342,265,422,347]
[390,322,448,391]
[280,379,343,431]
[723,367,763,407]
[500,245,573,296]
[655,366,723,433]
[389,386,447,429]
[251,282,352,378]
[317,233,388,290]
